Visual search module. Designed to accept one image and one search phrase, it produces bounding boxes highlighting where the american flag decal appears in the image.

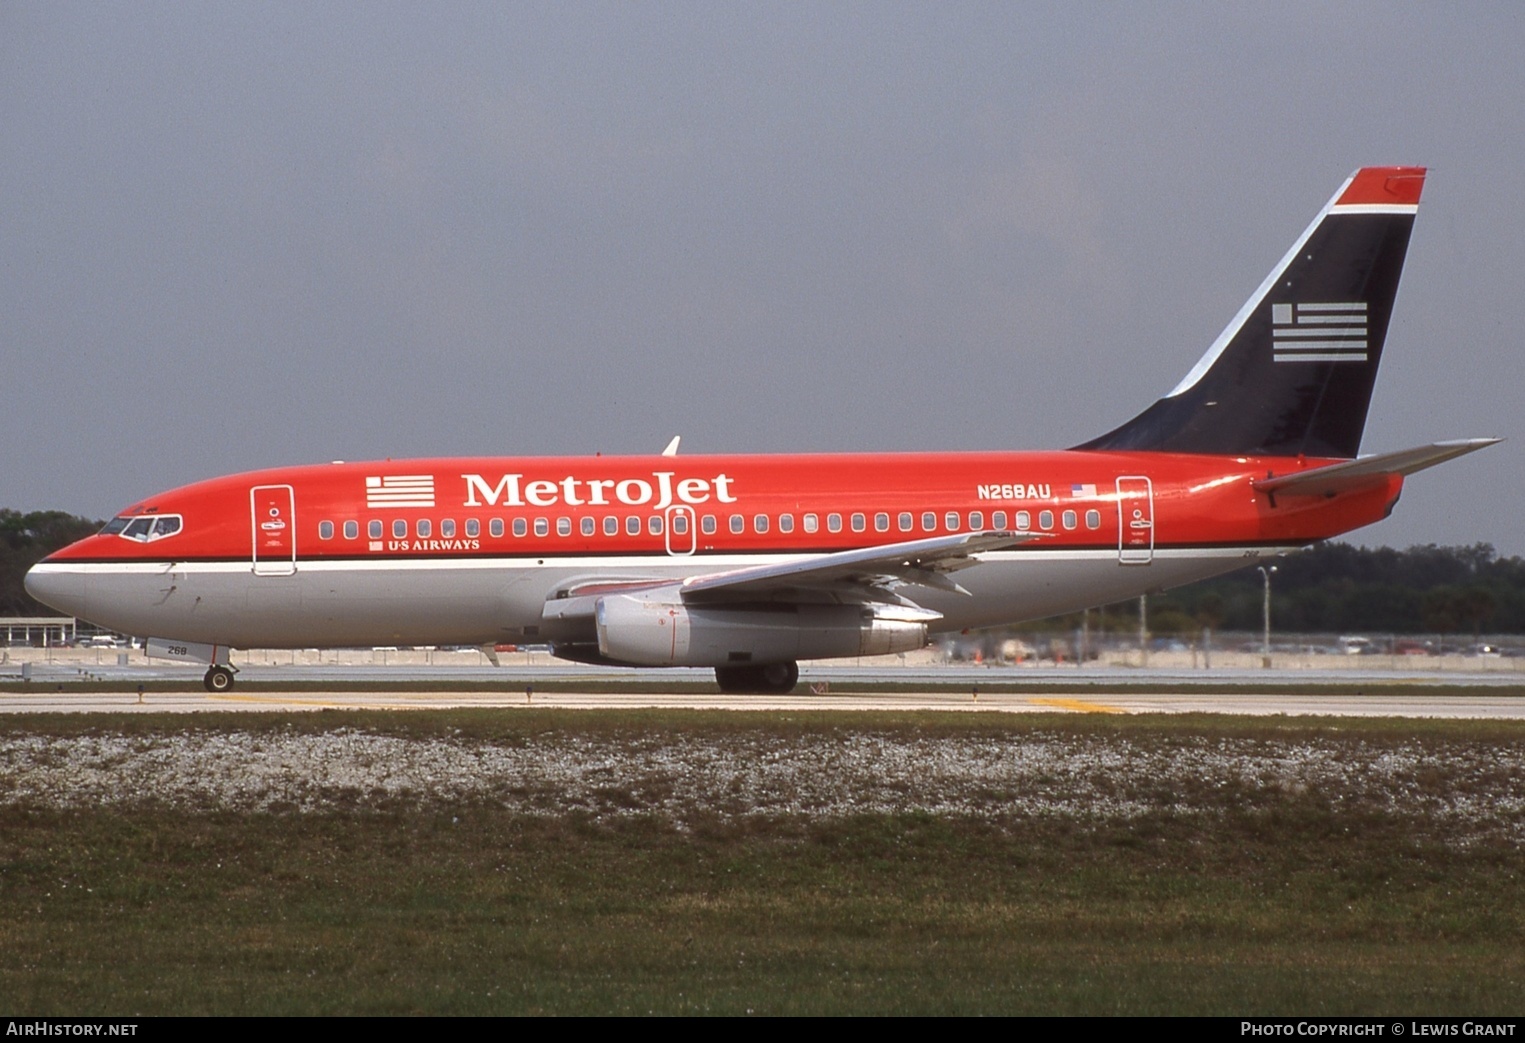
[366,474,435,508]
[1271,302,1368,363]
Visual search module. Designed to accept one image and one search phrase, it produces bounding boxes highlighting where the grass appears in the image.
[1,711,1523,1014]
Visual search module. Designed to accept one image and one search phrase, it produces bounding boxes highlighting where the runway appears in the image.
[6,649,1525,717]
[4,685,1525,718]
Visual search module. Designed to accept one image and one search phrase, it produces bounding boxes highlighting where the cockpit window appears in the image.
[116,514,183,543]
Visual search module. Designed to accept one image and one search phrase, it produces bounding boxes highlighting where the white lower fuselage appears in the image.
[31,543,1286,651]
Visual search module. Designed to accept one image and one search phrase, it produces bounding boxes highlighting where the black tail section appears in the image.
[1078,167,1425,460]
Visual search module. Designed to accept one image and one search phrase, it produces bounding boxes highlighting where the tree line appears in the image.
[1,510,101,616]
[1087,542,1523,639]
[4,507,1524,635]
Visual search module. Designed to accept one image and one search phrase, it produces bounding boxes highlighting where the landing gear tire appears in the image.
[714,661,799,695]
[758,661,799,694]
[204,666,235,693]
[714,665,748,693]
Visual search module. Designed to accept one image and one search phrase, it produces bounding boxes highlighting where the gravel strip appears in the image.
[2,730,1522,839]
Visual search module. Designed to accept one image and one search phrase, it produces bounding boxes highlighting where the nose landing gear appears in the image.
[203,665,237,693]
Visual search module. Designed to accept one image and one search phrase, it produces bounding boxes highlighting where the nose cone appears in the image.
[24,563,87,618]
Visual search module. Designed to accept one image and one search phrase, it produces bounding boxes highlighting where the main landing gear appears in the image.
[203,665,236,693]
[714,661,800,695]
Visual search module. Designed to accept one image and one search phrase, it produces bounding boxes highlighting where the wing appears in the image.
[679,530,1041,600]
[540,530,1044,627]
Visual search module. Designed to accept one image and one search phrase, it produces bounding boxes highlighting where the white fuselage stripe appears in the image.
[31,544,1299,578]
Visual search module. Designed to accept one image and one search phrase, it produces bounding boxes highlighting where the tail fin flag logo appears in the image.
[365,474,436,508]
[1271,302,1369,364]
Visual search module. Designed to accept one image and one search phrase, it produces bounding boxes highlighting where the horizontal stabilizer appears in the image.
[1254,438,1501,497]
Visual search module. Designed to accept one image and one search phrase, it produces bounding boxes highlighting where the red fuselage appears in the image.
[30,448,1398,651]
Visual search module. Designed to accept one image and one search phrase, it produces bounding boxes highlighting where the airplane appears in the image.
[25,166,1499,694]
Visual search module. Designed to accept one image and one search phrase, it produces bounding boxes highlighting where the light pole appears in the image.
[1257,565,1277,669]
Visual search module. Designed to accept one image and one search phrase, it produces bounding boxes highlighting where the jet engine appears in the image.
[594,592,934,668]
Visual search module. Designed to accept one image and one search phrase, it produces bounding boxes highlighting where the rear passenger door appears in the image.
[1116,477,1154,565]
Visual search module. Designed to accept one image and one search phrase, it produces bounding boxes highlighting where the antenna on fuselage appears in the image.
[661,436,681,457]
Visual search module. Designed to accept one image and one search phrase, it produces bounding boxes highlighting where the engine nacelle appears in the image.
[595,594,934,667]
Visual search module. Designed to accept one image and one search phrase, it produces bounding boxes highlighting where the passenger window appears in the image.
[779,514,794,534]
[465,519,480,538]
[827,513,842,533]
[417,519,431,539]
[605,516,619,536]
[730,514,744,534]
[874,513,889,533]
[392,520,407,539]
[1039,510,1054,530]
[899,512,913,532]
[344,520,358,540]
[969,511,983,530]
[534,518,548,537]
[1016,511,1031,531]
[922,512,936,532]
[648,516,663,536]
[319,520,334,540]
[945,512,960,531]
[627,516,641,536]
[581,517,596,536]
[1062,510,1077,530]
[441,519,455,538]
[701,515,717,535]
[1086,509,1101,530]
[754,514,769,534]
[992,511,1007,530]
[803,514,819,534]
[673,514,688,535]
[850,513,866,533]
[557,517,571,537]
[369,520,383,539]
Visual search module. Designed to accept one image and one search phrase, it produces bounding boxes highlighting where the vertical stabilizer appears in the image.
[1078,167,1425,459]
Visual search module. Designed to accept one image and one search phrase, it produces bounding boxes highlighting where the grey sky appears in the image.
[4,3,1521,553]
